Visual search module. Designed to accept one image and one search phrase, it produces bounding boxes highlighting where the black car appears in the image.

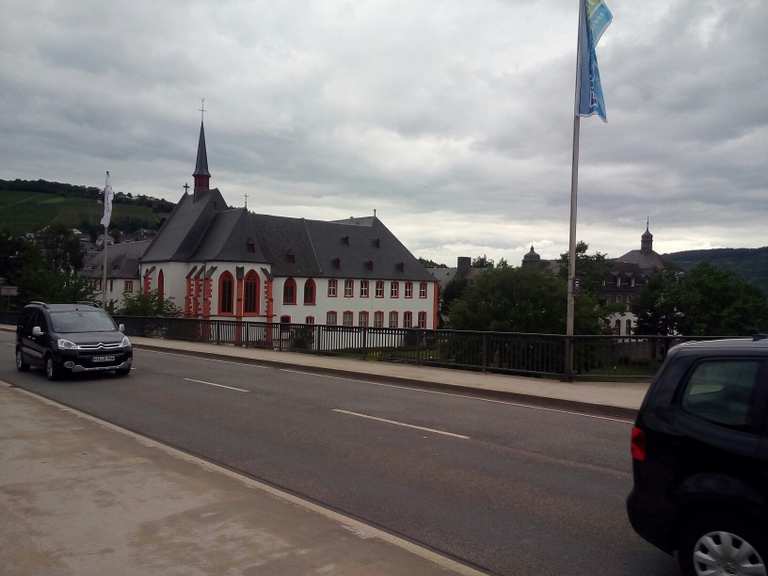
[627,336,768,576]
[15,302,133,380]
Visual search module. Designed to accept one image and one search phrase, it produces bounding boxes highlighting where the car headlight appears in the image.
[57,338,77,350]
[121,335,132,348]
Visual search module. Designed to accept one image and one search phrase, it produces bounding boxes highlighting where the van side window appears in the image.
[681,360,762,429]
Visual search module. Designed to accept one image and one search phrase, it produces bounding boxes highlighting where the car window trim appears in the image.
[674,356,766,434]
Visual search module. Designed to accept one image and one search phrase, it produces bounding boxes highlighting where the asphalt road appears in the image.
[1,331,678,575]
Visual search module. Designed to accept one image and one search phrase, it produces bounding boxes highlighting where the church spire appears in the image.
[193,99,210,198]
[641,217,653,254]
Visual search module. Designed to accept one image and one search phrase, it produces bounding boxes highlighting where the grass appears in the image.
[0,189,162,234]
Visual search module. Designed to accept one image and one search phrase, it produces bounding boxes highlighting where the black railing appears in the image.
[110,315,736,380]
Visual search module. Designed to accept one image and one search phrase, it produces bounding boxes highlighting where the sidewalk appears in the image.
[0,383,485,576]
[130,336,648,413]
[0,324,648,412]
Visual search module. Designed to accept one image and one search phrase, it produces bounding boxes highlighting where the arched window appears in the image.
[157,269,165,299]
[244,270,260,314]
[626,319,632,336]
[388,311,398,328]
[304,279,316,305]
[343,311,354,326]
[326,311,338,326]
[403,311,413,328]
[374,311,384,328]
[305,316,315,325]
[417,311,427,328]
[358,311,369,327]
[218,272,234,314]
[283,277,296,305]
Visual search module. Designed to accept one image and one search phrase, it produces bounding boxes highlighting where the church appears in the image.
[137,120,439,329]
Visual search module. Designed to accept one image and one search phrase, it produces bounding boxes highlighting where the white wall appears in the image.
[608,311,637,336]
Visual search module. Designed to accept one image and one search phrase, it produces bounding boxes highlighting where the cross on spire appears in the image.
[183,182,190,194]
[199,98,206,123]
[244,192,248,210]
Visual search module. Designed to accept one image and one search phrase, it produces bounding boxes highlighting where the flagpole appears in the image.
[566,0,585,379]
[102,171,109,308]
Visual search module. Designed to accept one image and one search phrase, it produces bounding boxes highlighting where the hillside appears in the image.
[0,179,174,236]
[664,247,768,294]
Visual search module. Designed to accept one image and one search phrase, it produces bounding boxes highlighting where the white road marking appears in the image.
[139,348,632,424]
[183,377,249,393]
[138,347,268,369]
[5,382,489,576]
[283,369,634,424]
[333,409,470,440]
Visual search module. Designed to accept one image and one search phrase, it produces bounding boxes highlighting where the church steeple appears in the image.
[641,217,653,254]
[193,100,210,199]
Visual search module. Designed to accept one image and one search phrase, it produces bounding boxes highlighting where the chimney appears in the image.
[457,256,471,277]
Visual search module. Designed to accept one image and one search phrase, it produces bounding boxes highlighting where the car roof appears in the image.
[672,337,768,355]
[25,303,103,313]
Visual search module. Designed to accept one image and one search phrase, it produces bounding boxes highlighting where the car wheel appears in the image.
[679,520,767,576]
[45,356,61,381]
[16,349,30,372]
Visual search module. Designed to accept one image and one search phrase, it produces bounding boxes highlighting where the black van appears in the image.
[627,337,768,576]
[16,302,132,380]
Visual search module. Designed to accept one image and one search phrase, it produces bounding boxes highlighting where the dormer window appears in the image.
[372,238,380,248]
[341,235,350,245]
[332,257,341,269]
[286,252,296,263]
[365,260,374,271]
[246,239,256,253]
[396,262,404,272]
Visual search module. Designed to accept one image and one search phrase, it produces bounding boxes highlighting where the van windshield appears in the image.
[49,310,116,333]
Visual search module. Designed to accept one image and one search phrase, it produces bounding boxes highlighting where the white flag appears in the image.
[100,171,114,227]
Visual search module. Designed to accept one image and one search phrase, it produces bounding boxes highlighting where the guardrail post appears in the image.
[215,321,220,345]
[481,333,488,372]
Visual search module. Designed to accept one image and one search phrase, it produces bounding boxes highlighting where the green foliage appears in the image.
[665,247,768,296]
[559,241,610,297]
[119,290,180,317]
[471,254,494,268]
[634,263,768,335]
[0,178,172,235]
[16,243,96,303]
[441,276,469,315]
[35,223,83,269]
[418,257,447,268]
[448,267,603,334]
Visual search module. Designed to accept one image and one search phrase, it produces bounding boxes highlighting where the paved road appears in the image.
[1,331,678,575]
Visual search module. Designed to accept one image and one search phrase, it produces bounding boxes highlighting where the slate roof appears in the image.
[140,193,433,281]
[615,249,666,271]
[81,240,151,279]
[194,122,210,177]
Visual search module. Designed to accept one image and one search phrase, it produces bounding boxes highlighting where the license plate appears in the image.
[92,355,115,362]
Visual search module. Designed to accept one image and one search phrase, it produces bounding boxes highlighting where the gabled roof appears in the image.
[141,188,225,262]
[616,249,666,271]
[81,240,151,279]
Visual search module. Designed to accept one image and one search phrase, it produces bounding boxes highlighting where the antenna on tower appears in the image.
[199,98,206,123]
[244,192,248,210]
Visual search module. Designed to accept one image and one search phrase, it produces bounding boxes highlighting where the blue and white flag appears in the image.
[577,0,613,122]
[100,171,114,227]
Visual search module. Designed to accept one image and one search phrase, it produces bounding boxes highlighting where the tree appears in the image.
[417,257,447,268]
[634,263,768,335]
[448,267,603,334]
[119,290,180,317]
[36,224,83,270]
[558,241,610,298]
[472,254,494,269]
[17,243,96,303]
[441,276,469,315]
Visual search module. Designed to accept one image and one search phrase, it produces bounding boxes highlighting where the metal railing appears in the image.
[1,310,741,380]
[111,315,735,380]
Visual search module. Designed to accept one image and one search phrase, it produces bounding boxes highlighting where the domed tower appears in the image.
[522,245,541,267]
[641,218,653,255]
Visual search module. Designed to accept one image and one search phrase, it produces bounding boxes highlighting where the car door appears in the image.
[25,309,47,364]
[671,357,766,497]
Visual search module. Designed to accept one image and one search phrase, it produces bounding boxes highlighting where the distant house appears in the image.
[81,240,151,309]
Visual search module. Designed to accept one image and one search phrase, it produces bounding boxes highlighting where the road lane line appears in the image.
[183,377,249,393]
[138,348,268,369]
[333,409,470,440]
[282,369,634,424]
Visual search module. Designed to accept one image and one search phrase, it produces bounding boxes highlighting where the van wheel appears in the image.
[45,356,61,381]
[679,519,766,576]
[16,349,30,372]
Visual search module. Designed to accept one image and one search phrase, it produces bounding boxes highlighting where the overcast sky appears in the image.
[1,0,765,265]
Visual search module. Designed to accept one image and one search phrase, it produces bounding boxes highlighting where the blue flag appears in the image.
[577,0,612,121]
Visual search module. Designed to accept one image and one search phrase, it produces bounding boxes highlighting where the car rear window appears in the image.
[681,360,762,429]
[49,310,116,333]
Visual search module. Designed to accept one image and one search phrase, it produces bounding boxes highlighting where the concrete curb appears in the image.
[134,342,639,421]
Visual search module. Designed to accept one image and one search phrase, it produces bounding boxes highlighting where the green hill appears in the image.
[0,179,174,236]
[664,247,768,295]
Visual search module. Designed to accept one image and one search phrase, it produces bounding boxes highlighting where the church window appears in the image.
[417,311,427,328]
[343,311,354,326]
[390,282,399,298]
[388,311,398,328]
[326,311,338,326]
[403,311,413,328]
[157,269,164,299]
[419,282,428,298]
[359,311,369,327]
[305,316,315,325]
[373,311,384,328]
[283,277,297,305]
[304,278,316,305]
[328,279,337,297]
[218,272,234,314]
[360,280,369,298]
[626,319,633,336]
[616,276,622,288]
[244,271,260,314]
[344,279,354,297]
[405,282,413,298]
[614,318,621,334]
[375,280,385,298]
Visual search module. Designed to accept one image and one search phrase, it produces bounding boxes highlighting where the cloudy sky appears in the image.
[1,0,765,265]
